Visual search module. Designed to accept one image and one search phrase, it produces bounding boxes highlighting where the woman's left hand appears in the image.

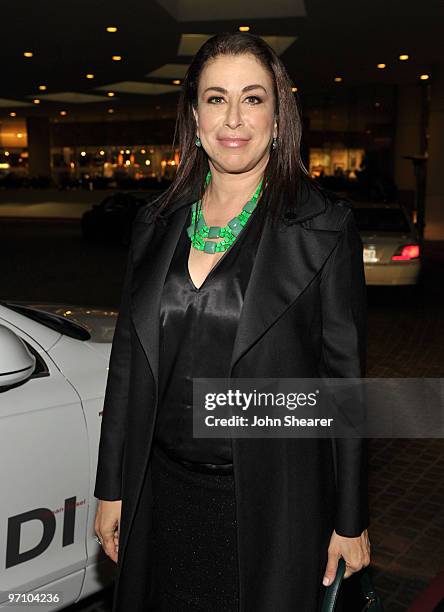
[322,529,371,586]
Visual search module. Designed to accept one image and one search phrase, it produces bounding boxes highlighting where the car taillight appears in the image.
[391,244,420,260]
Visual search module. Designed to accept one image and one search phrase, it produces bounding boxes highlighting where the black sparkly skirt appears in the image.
[147,443,240,612]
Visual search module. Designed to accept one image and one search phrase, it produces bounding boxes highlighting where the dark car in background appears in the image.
[81,190,164,246]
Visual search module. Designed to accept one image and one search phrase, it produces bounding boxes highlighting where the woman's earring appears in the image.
[195,136,202,148]
[272,137,278,150]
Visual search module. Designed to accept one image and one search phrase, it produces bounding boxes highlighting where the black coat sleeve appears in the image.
[93,231,135,501]
[93,202,160,501]
[319,206,370,537]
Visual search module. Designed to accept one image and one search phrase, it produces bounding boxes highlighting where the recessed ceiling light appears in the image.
[125,149,131,154]
[60,110,67,116]
[86,73,95,79]
[23,51,33,58]
[399,54,409,61]
[38,85,47,91]
[291,86,298,92]
[239,26,250,32]
[107,26,118,32]
[172,79,181,85]
[334,76,343,82]
[5,151,10,156]
[80,151,86,156]
[377,63,386,69]
[108,108,114,113]
[99,150,105,155]
[33,99,41,104]
[107,91,115,97]
[10,112,17,117]
[120,149,125,154]
[420,74,430,80]
[112,55,122,61]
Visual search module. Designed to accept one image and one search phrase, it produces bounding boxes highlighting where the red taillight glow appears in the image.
[391,244,420,260]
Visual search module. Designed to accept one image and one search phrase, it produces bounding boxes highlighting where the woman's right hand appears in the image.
[94,499,122,564]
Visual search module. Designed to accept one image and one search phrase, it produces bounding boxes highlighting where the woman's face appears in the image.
[193,53,277,175]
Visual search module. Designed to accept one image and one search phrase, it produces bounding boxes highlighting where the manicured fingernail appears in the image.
[323,577,330,586]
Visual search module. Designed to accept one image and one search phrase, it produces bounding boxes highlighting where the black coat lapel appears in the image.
[228,220,341,373]
[130,204,191,385]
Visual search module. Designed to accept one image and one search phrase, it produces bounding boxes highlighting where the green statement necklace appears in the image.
[186,170,264,254]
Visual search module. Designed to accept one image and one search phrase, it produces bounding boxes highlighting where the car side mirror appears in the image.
[0,324,36,388]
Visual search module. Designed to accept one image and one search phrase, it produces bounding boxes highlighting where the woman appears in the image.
[94,32,371,612]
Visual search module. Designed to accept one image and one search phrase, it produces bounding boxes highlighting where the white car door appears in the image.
[0,324,89,610]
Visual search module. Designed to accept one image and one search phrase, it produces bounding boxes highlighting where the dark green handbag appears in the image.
[321,558,384,611]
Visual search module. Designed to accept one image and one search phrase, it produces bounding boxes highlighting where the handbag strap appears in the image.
[321,557,346,612]
[321,558,384,612]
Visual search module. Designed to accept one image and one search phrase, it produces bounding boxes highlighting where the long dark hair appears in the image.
[150,32,319,230]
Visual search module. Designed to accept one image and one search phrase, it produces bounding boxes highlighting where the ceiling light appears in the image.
[99,150,105,155]
[5,151,10,156]
[155,105,161,110]
[107,26,118,32]
[9,112,16,117]
[145,160,151,166]
[420,74,430,80]
[112,55,122,61]
[377,63,386,69]
[108,108,114,113]
[60,110,67,116]
[120,149,125,154]
[172,79,181,85]
[80,151,86,157]
[291,87,298,92]
[38,85,47,91]
[375,102,381,107]
[399,54,409,61]
[17,133,23,138]
[239,26,250,32]
[33,99,41,104]
[86,73,95,79]
[107,91,115,97]
[141,149,146,154]
[125,159,131,166]
[23,51,33,58]
[125,149,131,154]
[334,77,343,82]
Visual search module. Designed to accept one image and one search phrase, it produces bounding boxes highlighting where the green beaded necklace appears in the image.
[187,170,264,254]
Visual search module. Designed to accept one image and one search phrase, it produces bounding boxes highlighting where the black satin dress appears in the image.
[153,204,261,467]
[148,206,261,611]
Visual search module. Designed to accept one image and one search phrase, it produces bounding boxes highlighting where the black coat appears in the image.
[94,181,370,612]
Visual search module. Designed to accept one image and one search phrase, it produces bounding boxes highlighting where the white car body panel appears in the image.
[0,303,118,610]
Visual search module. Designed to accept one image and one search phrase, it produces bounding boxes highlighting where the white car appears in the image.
[351,202,422,286]
[0,300,118,611]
